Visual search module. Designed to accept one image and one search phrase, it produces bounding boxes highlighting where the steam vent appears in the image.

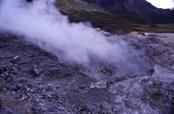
[0,0,174,114]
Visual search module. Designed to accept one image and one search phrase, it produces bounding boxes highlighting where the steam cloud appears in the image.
[0,0,130,65]
[0,0,153,77]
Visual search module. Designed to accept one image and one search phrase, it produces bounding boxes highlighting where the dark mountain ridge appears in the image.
[82,0,174,24]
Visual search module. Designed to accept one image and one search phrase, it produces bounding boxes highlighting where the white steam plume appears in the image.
[1,0,151,78]
[0,0,129,65]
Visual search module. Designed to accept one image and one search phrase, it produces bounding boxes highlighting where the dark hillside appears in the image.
[56,0,174,33]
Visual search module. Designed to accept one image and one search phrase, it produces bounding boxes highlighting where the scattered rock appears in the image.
[90,81,107,89]
[11,56,20,64]
[0,33,174,114]
[29,64,41,77]
[97,66,112,76]
[0,67,7,75]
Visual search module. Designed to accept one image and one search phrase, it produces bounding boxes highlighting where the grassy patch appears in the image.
[132,24,174,33]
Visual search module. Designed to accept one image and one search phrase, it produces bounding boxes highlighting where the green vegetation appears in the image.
[55,0,107,13]
[132,24,174,33]
[55,0,174,33]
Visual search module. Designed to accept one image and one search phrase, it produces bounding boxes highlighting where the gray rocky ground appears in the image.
[0,32,174,114]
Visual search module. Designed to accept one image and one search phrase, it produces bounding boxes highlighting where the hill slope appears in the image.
[56,0,174,33]
[83,0,174,23]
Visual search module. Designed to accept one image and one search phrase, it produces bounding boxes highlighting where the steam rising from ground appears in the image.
[0,0,129,65]
[0,0,153,75]
[0,0,147,77]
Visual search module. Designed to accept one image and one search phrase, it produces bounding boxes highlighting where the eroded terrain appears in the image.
[0,33,174,114]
